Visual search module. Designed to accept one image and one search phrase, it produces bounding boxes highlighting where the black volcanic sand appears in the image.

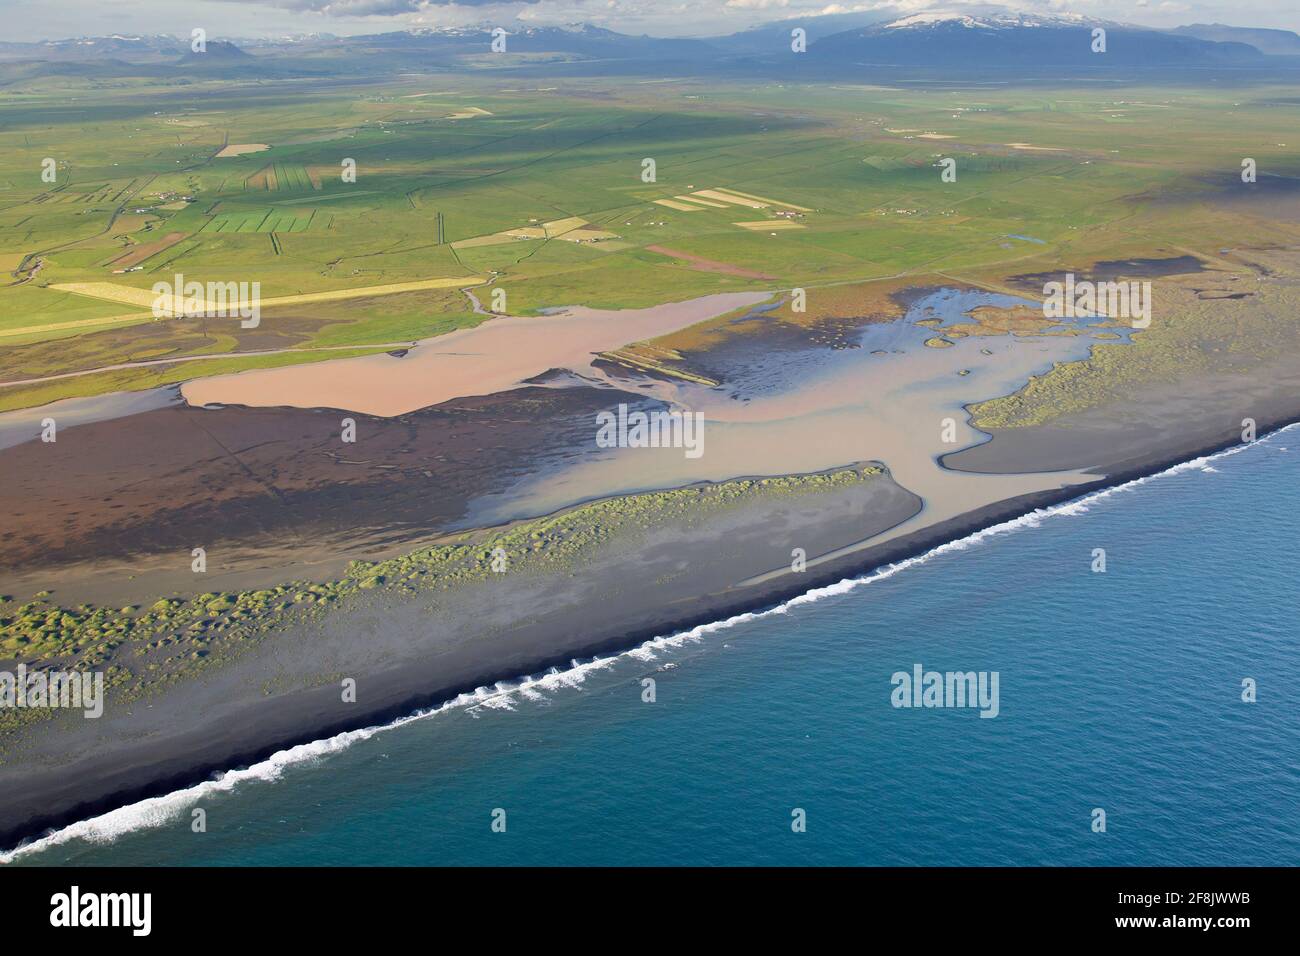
[1005,253,1210,294]
[0,468,923,846]
[0,385,645,581]
[944,362,1300,476]
[5,271,1300,850]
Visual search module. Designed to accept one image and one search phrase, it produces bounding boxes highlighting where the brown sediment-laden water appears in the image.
[0,285,1134,601]
[181,291,771,416]
[466,288,1125,564]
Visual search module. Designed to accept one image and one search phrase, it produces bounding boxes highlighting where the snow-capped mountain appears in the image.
[812,12,1264,66]
[23,34,186,57]
[291,23,713,60]
[0,13,1290,79]
[883,12,1093,30]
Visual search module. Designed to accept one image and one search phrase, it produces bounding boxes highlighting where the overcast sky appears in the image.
[2,0,1297,42]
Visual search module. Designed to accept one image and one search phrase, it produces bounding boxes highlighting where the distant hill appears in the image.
[1171,23,1300,56]
[181,39,253,61]
[503,24,714,58]
[1,15,1293,85]
[0,25,708,67]
[304,24,714,61]
[810,13,1265,67]
[0,34,184,60]
[706,10,899,54]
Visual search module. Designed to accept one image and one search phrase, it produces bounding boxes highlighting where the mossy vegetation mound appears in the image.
[0,466,883,735]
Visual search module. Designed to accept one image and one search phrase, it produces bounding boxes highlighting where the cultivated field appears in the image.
[2,73,1299,408]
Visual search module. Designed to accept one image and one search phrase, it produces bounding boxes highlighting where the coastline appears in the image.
[3,411,1297,853]
[5,258,1299,854]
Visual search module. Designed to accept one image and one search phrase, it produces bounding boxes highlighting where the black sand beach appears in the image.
[5,261,1300,851]
[4,400,1300,848]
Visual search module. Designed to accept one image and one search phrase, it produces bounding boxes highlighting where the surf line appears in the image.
[2,423,1293,863]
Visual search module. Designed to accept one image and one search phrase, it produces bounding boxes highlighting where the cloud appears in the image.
[23,0,1300,41]
[213,0,539,13]
[724,0,790,10]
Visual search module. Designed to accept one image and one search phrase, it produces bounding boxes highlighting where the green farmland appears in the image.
[2,71,1299,409]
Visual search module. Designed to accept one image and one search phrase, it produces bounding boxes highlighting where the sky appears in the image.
[0,0,1297,43]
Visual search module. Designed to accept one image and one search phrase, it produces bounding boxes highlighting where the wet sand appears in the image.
[0,386,179,452]
[0,386,627,598]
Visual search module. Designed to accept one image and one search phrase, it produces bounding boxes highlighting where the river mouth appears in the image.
[462,285,1125,534]
[1,283,1134,605]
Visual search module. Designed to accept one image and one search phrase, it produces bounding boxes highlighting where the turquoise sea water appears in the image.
[10,428,1299,866]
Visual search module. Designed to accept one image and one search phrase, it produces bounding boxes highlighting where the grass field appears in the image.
[2,71,1299,409]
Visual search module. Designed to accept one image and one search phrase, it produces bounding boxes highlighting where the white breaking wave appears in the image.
[4,424,1292,863]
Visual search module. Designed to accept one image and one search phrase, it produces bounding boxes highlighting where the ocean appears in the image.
[8,427,1299,866]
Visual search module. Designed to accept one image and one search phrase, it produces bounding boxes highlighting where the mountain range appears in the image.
[1,12,1297,80]
[811,13,1266,66]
